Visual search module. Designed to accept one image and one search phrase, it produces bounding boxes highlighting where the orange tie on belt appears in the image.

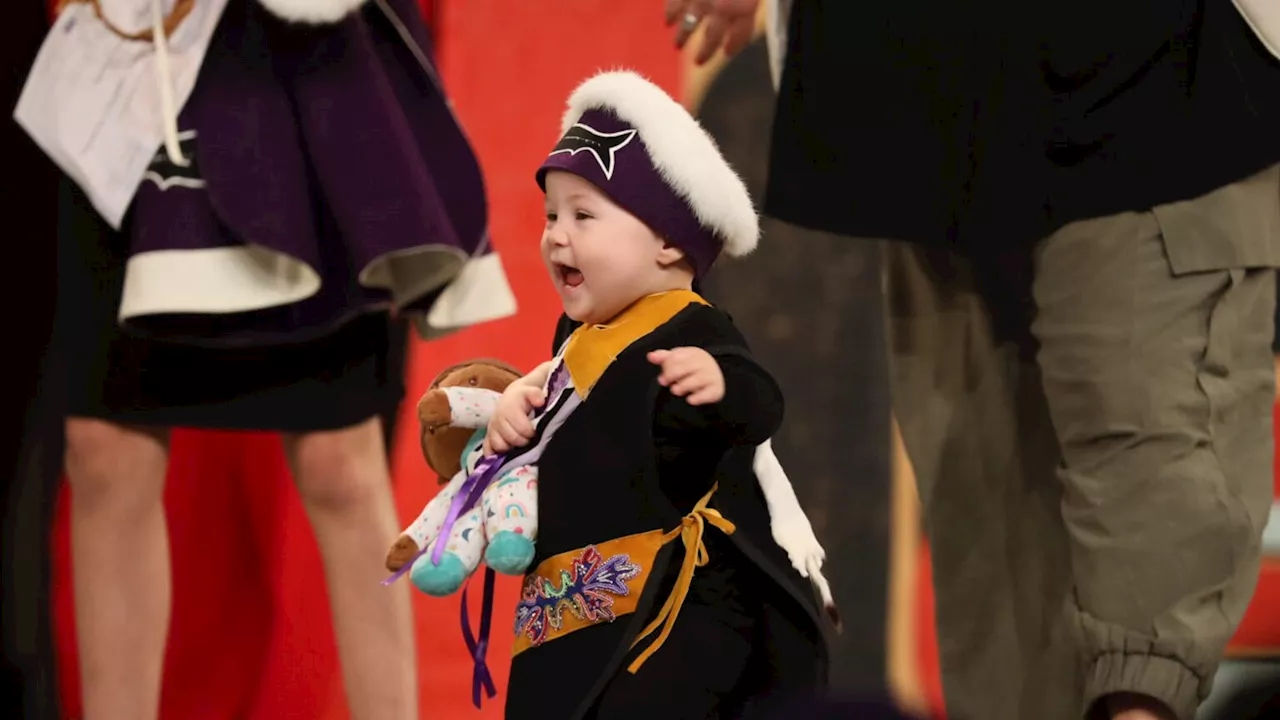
[626,483,736,674]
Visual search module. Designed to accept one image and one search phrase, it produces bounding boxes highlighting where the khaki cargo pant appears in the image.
[884,165,1280,720]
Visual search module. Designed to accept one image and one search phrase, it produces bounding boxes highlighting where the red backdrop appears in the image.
[1224,402,1280,656]
[48,1,681,717]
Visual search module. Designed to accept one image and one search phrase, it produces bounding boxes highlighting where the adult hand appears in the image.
[664,0,760,65]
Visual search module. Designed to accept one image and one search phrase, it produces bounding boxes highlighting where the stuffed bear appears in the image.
[385,359,540,596]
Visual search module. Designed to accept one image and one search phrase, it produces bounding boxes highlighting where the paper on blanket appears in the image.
[13,0,229,229]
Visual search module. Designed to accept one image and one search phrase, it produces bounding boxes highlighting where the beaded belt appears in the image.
[513,483,735,673]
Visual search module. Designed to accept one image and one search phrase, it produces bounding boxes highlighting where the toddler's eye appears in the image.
[575,211,592,221]
[545,211,558,223]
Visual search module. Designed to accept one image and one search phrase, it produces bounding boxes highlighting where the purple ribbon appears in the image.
[383,364,569,587]
[380,364,569,707]
[424,365,568,567]
[461,566,498,708]
[454,365,566,706]
[429,455,503,565]
[381,453,506,586]
[544,362,569,406]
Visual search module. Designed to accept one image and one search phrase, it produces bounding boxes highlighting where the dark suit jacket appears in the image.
[766,0,1280,253]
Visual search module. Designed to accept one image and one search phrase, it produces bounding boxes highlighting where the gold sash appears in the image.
[512,484,735,674]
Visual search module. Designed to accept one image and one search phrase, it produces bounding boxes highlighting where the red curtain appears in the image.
[1225,401,1280,655]
[49,1,680,717]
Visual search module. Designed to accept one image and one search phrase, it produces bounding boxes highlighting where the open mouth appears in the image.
[556,263,585,288]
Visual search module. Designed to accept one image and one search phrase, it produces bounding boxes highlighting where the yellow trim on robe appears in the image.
[562,290,708,398]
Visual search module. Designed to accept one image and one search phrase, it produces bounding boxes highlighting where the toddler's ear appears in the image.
[656,240,687,268]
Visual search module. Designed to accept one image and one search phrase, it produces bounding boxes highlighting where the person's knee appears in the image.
[1064,435,1260,631]
[287,417,389,512]
[64,417,168,510]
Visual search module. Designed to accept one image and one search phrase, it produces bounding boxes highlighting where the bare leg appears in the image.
[283,417,417,720]
[64,418,171,720]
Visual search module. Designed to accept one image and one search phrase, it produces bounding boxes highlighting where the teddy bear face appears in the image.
[417,360,522,483]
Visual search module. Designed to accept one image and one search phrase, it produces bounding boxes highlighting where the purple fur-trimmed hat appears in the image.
[535,71,759,278]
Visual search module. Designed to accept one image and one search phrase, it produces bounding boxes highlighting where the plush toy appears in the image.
[385,359,539,596]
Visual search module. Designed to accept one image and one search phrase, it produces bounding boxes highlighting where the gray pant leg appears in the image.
[885,164,1279,720]
[1033,176,1277,719]
[884,243,1079,720]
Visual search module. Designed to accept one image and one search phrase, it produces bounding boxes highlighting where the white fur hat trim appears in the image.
[559,70,759,258]
[258,0,369,24]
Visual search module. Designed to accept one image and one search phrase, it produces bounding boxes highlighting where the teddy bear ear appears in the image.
[257,0,368,24]
[472,360,525,384]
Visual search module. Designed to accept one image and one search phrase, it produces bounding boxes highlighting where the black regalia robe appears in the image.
[503,297,829,720]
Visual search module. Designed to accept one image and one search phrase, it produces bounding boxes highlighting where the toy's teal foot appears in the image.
[485,531,535,575]
[410,552,468,597]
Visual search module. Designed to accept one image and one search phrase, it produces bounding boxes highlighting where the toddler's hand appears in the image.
[648,347,724,405]
[484,383,545,454]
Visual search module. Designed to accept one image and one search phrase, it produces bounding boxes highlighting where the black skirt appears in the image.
[57,179,407,433]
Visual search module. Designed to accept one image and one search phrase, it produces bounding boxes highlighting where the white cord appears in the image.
[151,0,188,166]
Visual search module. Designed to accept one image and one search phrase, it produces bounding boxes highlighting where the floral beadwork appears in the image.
[515,546,642,648]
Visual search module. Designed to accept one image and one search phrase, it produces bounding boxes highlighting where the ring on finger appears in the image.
[679,12,701,33]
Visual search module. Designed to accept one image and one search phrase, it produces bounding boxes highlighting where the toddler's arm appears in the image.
[657,350,783,446]
[485,360,556,453]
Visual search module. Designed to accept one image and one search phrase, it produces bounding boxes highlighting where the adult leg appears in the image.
[64,418,171,720]
[1031,168,1279,719]
[882,242,1079,720]
[283,417,417,720]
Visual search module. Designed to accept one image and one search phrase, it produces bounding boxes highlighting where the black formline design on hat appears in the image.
[549,71,760,258]
[546,122,638,181]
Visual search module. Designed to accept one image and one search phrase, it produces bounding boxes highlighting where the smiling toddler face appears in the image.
[540,170,689,325]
